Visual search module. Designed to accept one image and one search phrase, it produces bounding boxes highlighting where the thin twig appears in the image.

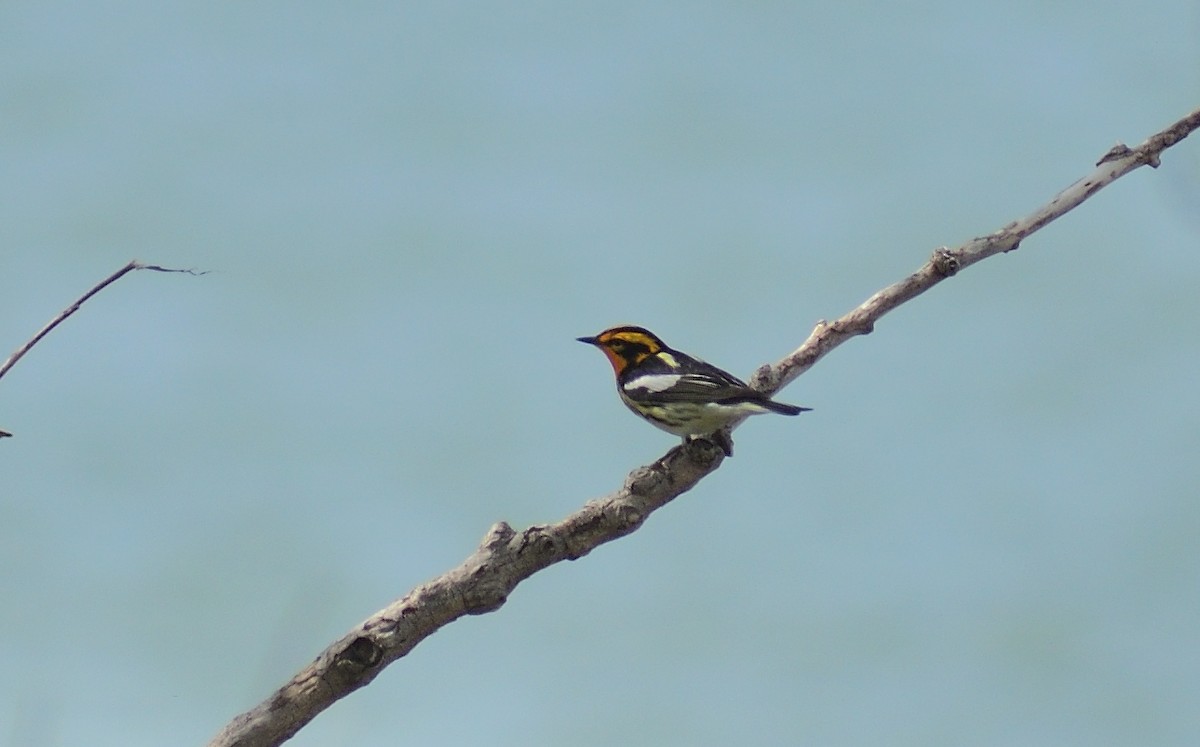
[208,105,1200,747]
[0,259,205,436]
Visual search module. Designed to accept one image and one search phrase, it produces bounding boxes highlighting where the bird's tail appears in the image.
[762,400,811,416]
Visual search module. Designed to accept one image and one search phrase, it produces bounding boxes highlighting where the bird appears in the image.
[577,325,809,456]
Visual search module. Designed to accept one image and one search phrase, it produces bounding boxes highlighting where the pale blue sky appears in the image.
[2,2,1199,746]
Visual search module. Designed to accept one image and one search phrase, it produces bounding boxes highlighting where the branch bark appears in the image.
[208,105,1200,747]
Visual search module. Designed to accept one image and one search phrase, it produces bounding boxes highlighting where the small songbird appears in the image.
[578,325,809,456]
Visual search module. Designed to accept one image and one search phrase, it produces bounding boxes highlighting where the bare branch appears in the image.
[209,440,724,747]
[208,105,1200,747]
[0,260,205,436]
[753,105,1200,394]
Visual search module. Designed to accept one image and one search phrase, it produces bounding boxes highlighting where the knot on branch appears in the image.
[931,247,960,277]
[520,525,565,561]
[462,573,510,615]
[680,435,727,464]
[337,636,383,670]
[480,521,515,551]
[1096,142,1133,166]
[830,317,873,337]
[610,501,644,532]
[624,464,667,496]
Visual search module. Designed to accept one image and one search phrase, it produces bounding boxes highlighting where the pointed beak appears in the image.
[576,335,599,345]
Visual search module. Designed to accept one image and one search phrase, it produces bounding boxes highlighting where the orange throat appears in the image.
[599,347,629,376]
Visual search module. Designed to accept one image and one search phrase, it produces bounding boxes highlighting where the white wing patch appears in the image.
[623,372,724,394]
[623,373,685,393]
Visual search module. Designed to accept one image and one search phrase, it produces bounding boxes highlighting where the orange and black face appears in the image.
[577,326,667,377]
